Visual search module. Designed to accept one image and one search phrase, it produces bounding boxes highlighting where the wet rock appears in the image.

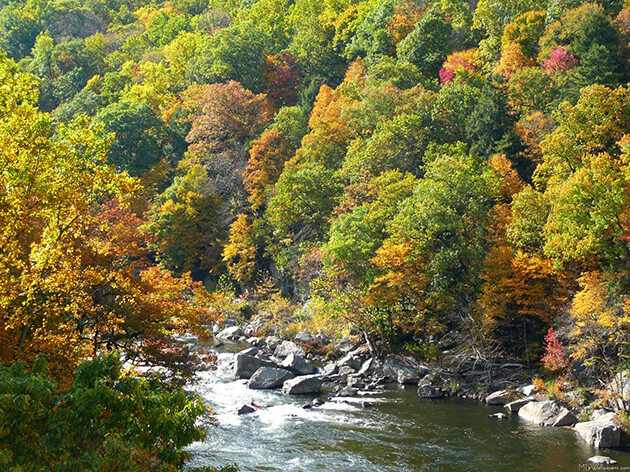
[418,385,443,398]
[588,456,617,465]
[417,373,444,399]
[237,404,256,415]
[302,404,313,409]
[282,375,324,394]
[362,401,374,408]
[383,355,429,385]
[518,400,576,427]
[274,340,305,359]
[485,390,515,405]
[489,413,508,419]
[312,398,325,407]
[575,412,620,448]
[234,354,277,379]
[505,398,533,413]
[247,367,295,389]
[217,326,243,340]
[281,353,316,375]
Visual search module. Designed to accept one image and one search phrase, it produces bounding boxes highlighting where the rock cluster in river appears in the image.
[215,318,627,450]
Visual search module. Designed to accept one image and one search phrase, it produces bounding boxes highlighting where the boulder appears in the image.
[574,412,620,449]
[336,353,363,370]
[294,331,316,344]
[239,347,259,357]
[246,337,263,347]
[485,390,515,405]
[338,386,358,396]
[337,365,357,377]
[588,456,617,465]
[504,398,533,413]
[282,375,324,395]
[265,336,281,350]
[418,373,444,399]
[322,363,338,375]
[383,355,429,385]
[315,332,330,345]
[217,326,243,340]
[357,358,376,376]
[234,354,277,379]
[281,353,316,375]
[247,367,295,389]
[520,384,536,396]
[335,337,355,354]
[518,400,576,427]
[274,340,305,359]
[312,398,325,407]
[418,384,443,399]
[347,375,365,388]
[361,401,374,408]
[237,404,256,415]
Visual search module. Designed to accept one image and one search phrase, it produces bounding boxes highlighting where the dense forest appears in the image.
[2,0,630,468]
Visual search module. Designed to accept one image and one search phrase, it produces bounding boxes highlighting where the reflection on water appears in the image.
[186,343,630,472]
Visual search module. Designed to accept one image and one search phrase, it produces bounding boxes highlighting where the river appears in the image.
[185,340,630,472]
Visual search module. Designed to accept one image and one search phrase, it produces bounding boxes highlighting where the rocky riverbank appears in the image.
[206,318,627,457]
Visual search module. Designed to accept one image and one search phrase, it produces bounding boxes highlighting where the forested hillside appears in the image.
[2,0,630,467]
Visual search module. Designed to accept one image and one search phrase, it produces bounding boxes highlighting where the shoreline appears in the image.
[203,317,628,457]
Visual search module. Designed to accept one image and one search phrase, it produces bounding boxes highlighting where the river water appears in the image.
[185,340,630,472]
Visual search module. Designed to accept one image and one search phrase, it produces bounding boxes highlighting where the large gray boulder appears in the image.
[518,400,576,427]
[505,398,533,413]
[217,326,243,340]
[247,367,295,389]
[485,390,516,405]
[357,358,376,377]
[282,375,324,394]
[574,412,621,448]
[274,340,305,359]
[281,353,316,375]
[234,354,277,379]
[383,355,429,385]
[336,353,363,370]
[322,362,338,375]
